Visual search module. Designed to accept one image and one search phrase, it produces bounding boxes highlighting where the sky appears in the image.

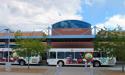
[0,0,125,32]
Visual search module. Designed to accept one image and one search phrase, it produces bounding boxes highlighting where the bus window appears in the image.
[57,52,65,59]
[0,52,2,58]
[101,52,107,57]
[75,52,84,59]
[49,52,56,59]
[3,52,12,58]
[93,52,101,57]
[65,52,74,59]
[3,52,8,58]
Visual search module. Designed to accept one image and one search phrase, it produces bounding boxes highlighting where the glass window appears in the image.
[52,20,91,29]
[75,52,84,59]
[93,52,101,57]
[0,52,3,58]
[57,52,65,59]
[65,52,74,59]
[49,52,56,59]
[101,52,107,57]
[3,52,12,58]
[3,52,8,58]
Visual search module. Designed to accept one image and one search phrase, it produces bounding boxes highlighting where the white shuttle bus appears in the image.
[47,48,116,67]
[0,48,41,65]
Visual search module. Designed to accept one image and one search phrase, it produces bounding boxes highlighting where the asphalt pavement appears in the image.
[0,65,124,75]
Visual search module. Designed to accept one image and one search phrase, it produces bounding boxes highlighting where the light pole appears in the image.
[4,28,11,71]
[94,26,97,36]
[48,26,50,36]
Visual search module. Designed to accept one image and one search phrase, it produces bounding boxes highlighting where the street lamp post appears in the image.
[47,26,51,36]
[4,28,11,71]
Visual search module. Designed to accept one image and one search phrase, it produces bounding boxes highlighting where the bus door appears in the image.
[0,51,5,63]
[48,52,57,65]
[100,52,108,65]
[1,51,14,62]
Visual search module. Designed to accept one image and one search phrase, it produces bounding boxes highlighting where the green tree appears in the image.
[94,26,125,72]
[14,31,50,69]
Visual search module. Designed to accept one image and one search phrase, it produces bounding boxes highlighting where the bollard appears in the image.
[84,61,88,72]
[55,64,61,75]
[90,63,94,75]
[5,62,11,72]
[122,65,124,72]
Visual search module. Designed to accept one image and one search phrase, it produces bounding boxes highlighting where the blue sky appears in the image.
[81,0,125,29]
[82,0,125,24]
[0,0,125,32]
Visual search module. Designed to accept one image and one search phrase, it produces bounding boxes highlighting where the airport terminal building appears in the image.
[50,20,94,48]
[0,20,95,49]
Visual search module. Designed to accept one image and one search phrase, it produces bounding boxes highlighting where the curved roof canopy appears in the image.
[52,20,91,29]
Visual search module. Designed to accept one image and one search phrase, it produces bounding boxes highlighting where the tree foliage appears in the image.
[94,27,125,61]
[14,31,50,57]
[14,31,50,68]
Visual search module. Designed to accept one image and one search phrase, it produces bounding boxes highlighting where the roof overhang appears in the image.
[0,35,95,42]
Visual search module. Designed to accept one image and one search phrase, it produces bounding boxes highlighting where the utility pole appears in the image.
[94,26,97,36]
[48,26,51,36]
[5,28,11,71]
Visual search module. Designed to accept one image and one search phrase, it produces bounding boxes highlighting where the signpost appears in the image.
[55,64,62,75]
[5,28,11,71]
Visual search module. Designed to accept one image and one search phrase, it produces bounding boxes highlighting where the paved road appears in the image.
[53,67,102,75]
[0,65,101,75]
[0,65,124,75]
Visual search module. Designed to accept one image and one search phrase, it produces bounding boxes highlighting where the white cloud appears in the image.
[84,0,93,6]
[84,0,106,6]
[95,14,125,30]
[0,0,83,32]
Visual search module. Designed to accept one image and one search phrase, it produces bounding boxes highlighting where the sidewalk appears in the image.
[0,65,125,75]
[0,65,103,75]
[0,72,42,75]
[0,65,50,75]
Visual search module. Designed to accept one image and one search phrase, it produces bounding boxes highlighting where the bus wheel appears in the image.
[57,61,64,66]
[93,61,100,67]
[19,60,25,66]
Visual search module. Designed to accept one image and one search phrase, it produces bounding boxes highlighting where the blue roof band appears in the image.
[0,35,95,40]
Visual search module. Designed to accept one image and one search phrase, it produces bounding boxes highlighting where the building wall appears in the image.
[52,28,91,35]
[0,31,46,36]
[51,42,93,48]
[51,28,93,48]
[0,31,46,48]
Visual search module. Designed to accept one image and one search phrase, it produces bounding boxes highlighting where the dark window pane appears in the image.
[3,52,8,58]
[52,20,91,29]
[93,52,101,57]
[75,52,84,59]
[49,52,56,59]
[3,52,12,58]
[101,52,107,57]
[0,52,3,58]
[65,52,74,59]
[57,52,65,59]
